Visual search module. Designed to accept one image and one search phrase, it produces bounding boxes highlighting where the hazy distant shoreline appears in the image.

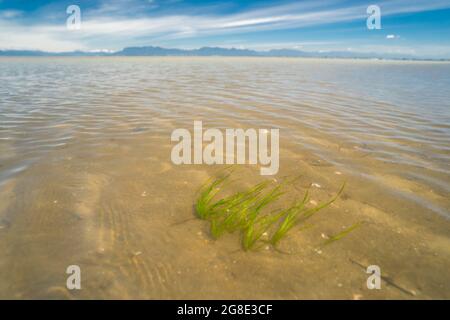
[1,46,449,61]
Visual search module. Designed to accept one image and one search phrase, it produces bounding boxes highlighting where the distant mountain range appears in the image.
[0,46,447,61]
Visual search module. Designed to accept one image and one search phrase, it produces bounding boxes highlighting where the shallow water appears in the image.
[0,57,449,299]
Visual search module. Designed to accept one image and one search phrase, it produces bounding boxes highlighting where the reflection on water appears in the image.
[0,57,449,299]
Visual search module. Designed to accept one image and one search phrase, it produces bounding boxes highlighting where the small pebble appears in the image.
[53,200,58,204]
[321,233,328,239]
[133,251,142,256]
[338,283,343,288]
[352,294,363,300]
[312,183,321,188]
[335,171,342,175]
[310,200,318,206]
[141,191,147,197]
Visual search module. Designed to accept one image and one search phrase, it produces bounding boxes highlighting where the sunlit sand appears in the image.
[0,57,449,299]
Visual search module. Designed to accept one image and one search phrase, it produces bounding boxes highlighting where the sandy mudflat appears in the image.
[0,57,449,299]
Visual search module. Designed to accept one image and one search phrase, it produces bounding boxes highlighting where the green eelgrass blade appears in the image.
[195,174,231,219]
[196,171,347,250]
[236,184,283,228]
[270,183,345,246]
[322,222,362,247]
[242,209,287,250]
[270,190,310,246]
[296,182,346,223]
[206,180,271,238]
[241,189,286,250]
[210,181,278,238]
[204,178,284,242]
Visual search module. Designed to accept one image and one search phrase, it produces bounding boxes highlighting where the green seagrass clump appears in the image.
[195,171,355,251]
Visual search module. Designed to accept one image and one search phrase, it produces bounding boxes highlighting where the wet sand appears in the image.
[0,57,449,299]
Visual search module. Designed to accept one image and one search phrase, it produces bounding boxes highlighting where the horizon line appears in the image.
[1,45,449,61]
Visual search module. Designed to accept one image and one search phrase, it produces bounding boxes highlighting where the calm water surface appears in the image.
[0,57,449,299]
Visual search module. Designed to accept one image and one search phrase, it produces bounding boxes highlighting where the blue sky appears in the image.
[0,0,449,57]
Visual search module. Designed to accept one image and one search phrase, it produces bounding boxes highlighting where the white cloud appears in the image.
[0,0,449,53]
[386,34,400,39]
[0,10,23,19]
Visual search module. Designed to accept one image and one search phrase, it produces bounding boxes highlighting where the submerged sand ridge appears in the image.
[0,57,449,299]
